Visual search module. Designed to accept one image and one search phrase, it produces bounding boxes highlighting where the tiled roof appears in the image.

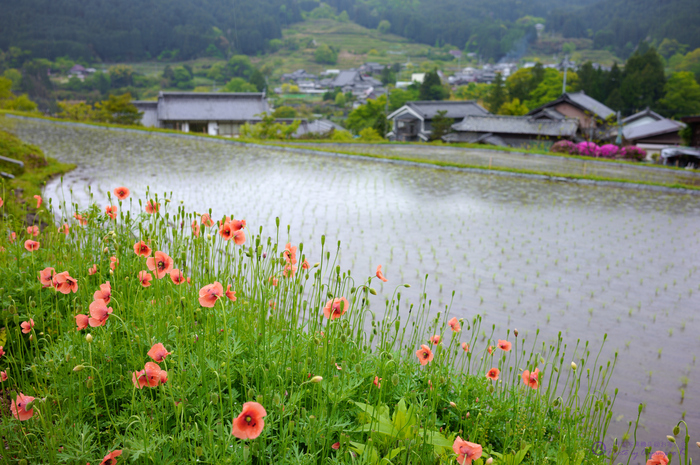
[624,119,684,140]
[156,92,269,122]
[405,101,490,119]
[452,115,578,137]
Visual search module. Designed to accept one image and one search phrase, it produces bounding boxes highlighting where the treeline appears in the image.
[548,0,700,58]
[0,0,303,61]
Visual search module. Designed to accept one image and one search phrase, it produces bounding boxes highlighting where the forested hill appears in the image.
[548,0,700,57]
[0,0,303,61]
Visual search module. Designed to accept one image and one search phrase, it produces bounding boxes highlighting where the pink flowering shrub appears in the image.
[550,140,579,155]
[576,141,600,157]
[598,144,619,159]
[620,146,647,161]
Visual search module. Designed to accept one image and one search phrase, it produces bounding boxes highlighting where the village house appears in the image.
[133,91,269,137]
[319,68,384,96]
[528,91,615,140]
[386,100,490,142]
[444,114,579,148]
[614,108,685,155]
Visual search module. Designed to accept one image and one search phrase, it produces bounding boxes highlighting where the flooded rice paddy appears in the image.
[6,118,700,460]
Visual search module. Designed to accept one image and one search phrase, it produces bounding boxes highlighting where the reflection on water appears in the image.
[9,119,700,461]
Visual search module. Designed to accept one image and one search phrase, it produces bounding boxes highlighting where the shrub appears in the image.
[598,144,620,159]
[576,141,600,157]
[550,140,578,155]
[358,127,383,141]
[620,145,647,161]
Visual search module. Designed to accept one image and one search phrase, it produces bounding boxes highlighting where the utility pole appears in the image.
[562,54,568,95]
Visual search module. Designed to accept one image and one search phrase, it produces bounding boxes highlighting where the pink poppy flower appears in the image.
[170,269,185,285]
[145,200,159,214]
[283,243,297,264]
[148,343,171,363]
[323,297,349,320]
[105,205,117,220]
[373,376,381,389]
[114,187,130,200]
[93,281,111,304]
[230,219,246,231]
[88,299,113,327]
[415,344,434,366]
[100,449,123,465]
[487,346,494,355]
[430,335,441,345]
[109,256,119,270]
[9,231,16,243]
[331,442,340,450]
[232,229,245,245]
[54,271,78,294]
[26,225,39,237]
[199,282,224,307]
[74,213,88,226]
[497,339,512,352]
[0,371,7,382]
[21,319,35,334]
[453,436,483,465]
[283,264,297,278]
[376,265,387,282]
[461,342,470,352]
[647,451,669,465]
[301,259,310,270]
[231,402,267,440]
[0,346,4,358]
[448,317,461,332]
[59,223,70,235]
[201,213,214,227]
[34,195,42,209]
[521,368,540,390]
[11,393,35,421]
[486,368,500,380]
[191,220,200,237]
[138,270,153,287]
[0,197,3,208]
[146,251,173,279]
[133,240,152,257]
[219,221,234,240]
[88,264,98,275]
[39,267,56,288]
[75,314,89,331]
[225,284,236,301]
[144,361,163,387]
[24,240,40,251]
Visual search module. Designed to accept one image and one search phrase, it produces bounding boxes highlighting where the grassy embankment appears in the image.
[0,126,74,226]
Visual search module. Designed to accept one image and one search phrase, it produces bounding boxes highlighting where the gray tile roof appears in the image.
[621,107,664,125]
[528,91,615,120]
[623,119,684,140]
[406,101,490,119]
[332,70,361,87]
[156,92,269,122]
[452,115,579,137]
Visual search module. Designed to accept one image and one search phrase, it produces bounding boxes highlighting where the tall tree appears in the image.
[419,70,447,101]
[620,46,665,113]
[658,72,700,118]
[485,72,506,113]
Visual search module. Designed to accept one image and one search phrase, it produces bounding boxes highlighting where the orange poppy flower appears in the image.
[269,276,278,286]
[144,362,163,387]
[132,369,147,389]
[114,186,130,200]
[109,256,119,270]
[75,314,89,331]
[146,251,173,279]
[0,346,4,358]
[0,197,3,208]
[486,368,500,380]
[74,213,88,226]
[11,393,35,421]
[9,231,16,243]
[159,370,168,384]
[201,213,214,227]
[133,240,152,257]
[26,225,39,237]
[430,335,441,345]
[145,200,160,214]
[20,319,34,334]
[88,299,113,327]
[230,219,246,231]
[199,282,224,307]
[34,195,42,209]
[148,343,171,363]
[219,221,234,240]
[170,269,185,285]
[0,371,7,382]
[231,401,267,440]
[497,340,512,352]
[376,265,387,282]
[24,240,40,251]
[93,281,111,304]
[301,259,310,270]
[452,436,483,465]
[521,368,540,390]
[415,344,434,366]
[283,243,297,264]
[191,220,200,237]
[373,376,381,388]
[88,264,98,275]
[59,223,70,235]
[487,346,494,355]
[461,342,470,352]
[232,229,246,245]
[105,205,117,220]
[225,284,236,301]
[331,442,340,450]
[100,449,123,465]
[39,267,56,288]
[647,451,669,465]
[283,264,297,278]
[448,317,461,332]
[138,270,153,287]
[54,271,78,294]
[323,297,349,320]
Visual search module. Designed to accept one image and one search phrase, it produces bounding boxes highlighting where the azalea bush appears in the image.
[598,144,620,159]
[549,140,579,155]
[620,146,647,162]
[0,188,648,464]
[576,141,600,157]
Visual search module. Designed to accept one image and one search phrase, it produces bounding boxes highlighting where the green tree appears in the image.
[359,127,384,141]
[346,95,387,134]
[334,92,346,107]
[272,106,297,118]
[498,98,529,115]
[678,48,700,81]
[58,101,96,121]
[657,39,688,59]
[485,72,507,112]
[2,69,22,91]
[172,66,194,89]
[94,93,142,125]
[314,44,337,65]
[419,69,447,101]
[524,69,577,110]
[377,20,391,34]
[380,66,396,86]
[620,46,665,113]
[206,62,227,82]
[505,68,535,103]
[389,87,420,111]
[226,55,253,80]
[453,83,490,102]
[222,77,257,92]
[429,110,454,141]
[109,65,135,88]
[658,72,700,118]
[249,69,266,92]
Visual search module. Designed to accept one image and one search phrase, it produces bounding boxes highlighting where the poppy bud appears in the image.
[514,328,518,337]
[73,365,85,372]
[85,333,93,343]
[486,459,493,465]
[465,412,470,418]
[18,460,27,465]
[314,338,320,345]
[488,385,495,393]
[403,284,411,288]
[571,362,577,370]
[553,398,560,407]
[449,402,457,408]
[247,388,255,399]
[369,288,377,295]
[165,296,172,305]
[391,374,399,386]
[13,314,19,324]
[340,334,347,343]
[29,300,36,308]
[210,393,219,405]
[103,247,109,253]
[355,364,362,374]
[310,376,323,383]
[696,441,700,449]
[195,447,203,456]
[86,379,93,388]
[667,436,676,443]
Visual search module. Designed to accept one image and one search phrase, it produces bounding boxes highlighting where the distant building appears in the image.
[528,91,615,139]
[604,108,686,156]
[281,69,317,82]
[444,114,579,148]
[323,69,383,96]
[133,92,269,137]
[294,119,346,138]
[387,100,490,142]
[360,62,386,74]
